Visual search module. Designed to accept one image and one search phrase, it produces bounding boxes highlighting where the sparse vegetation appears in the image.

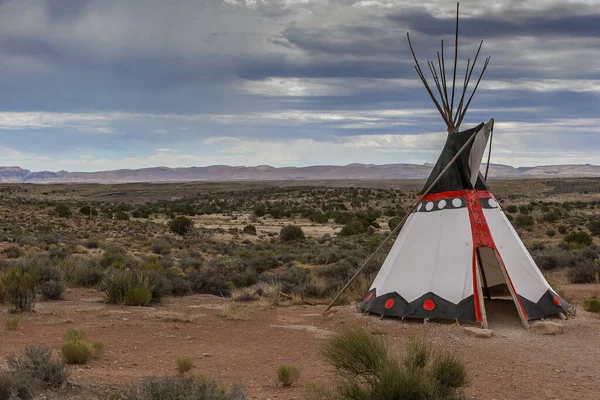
[61,329,103,365]
[219,302,251,321]
[564,231,593,248]
[318,328,468,400]
[176,357,194,374]
[124,375,246,400]
[582,297,600,313]
[242,224,257,235]
[280,225,305,241]
[6,345,68,389]
[5,315,21,331]
[170,216,193,235]
[277,365,300,387]
[3,267,38,312]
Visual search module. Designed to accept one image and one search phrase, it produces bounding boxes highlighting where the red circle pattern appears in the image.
[365,293,373,302]
[423,299,436,311]
[552,295,562,306]
[384,299,395,309]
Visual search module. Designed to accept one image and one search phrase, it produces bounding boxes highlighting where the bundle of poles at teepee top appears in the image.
[407,2,490,134]
[325,2,492,312]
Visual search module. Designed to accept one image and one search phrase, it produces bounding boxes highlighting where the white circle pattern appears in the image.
[488,199,498,208]
[452,198,462,208]
[438,199,447,209]
[425,202,434,211]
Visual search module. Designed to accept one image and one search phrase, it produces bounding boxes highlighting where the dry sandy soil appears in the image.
[2,286,600,400]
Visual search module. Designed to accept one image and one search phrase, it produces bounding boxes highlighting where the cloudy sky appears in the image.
[0,0,599,172]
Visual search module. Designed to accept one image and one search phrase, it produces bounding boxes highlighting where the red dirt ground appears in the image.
[2,287,600,400]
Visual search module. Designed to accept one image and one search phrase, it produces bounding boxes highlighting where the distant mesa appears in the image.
[0,163,598,184]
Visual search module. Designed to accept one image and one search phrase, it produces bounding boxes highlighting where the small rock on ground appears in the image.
[464,327,493,338]
[530,321,564,335]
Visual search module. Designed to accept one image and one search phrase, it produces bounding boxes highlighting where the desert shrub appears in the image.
[6,345,68,388]
[564,231,592,248]
[91,342,104,359]
[562,202,572,211]
[543,212,559,222]
[187,268,231,297]
[505,205,518,213]
[529,242,545,251]
[115,211,130,221]
[219,302,251,321]
[242,225,257,235]
[165,268,191,296]
[132,209,151,218]
[558,225,568,234]
[320,328,468,400]
[55,204,71,218]
[309,213,329,224]
[568,258,600,284]
[58,256,104,287]
[232,282,280,303]
[533,248,572,270]
[100,246,126,268]
[104,270,158,305]
[5,315,21,330]
[61,340,92,365]
[66,328,86,342]
[582,297,600,313]
[130,375,246,400]
[388,217,402,231]
[546,229,556,237]
[3,267,38,312]
[3,247,20,259]
[79,205,97,216]
[20,253,57,281]
[0,372,31,400]
[40,280,65,301]
[514,214,534,228]
[589,219,600,236]
[170,216,193,236]
[139,256,164,274]
[124,288,153,306]
[151,238,172,255]
[176,357,194,374]
[519,205,531,215]
[279,225,305,241]
[277,365,300,387]
[83,238,101,249]
[339,219,367,237]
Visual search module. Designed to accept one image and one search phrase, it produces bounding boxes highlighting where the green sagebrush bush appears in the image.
[279,225,305,241]
[3,267,38,312]
[317,328,468,400]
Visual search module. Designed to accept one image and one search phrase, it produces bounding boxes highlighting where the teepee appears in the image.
[356,4,571,328]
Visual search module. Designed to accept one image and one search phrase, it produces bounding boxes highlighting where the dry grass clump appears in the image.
[6,345,68,389]
[124,375,246,400]
[231,282,280,303]
[277,365,300,387]
[5,315,21,330]
[175,357,194,374]
[153,311,196,323]
[218,302,251,321]
[314,328,469,400]
[61,328,104,365]
[582,297,600,313]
